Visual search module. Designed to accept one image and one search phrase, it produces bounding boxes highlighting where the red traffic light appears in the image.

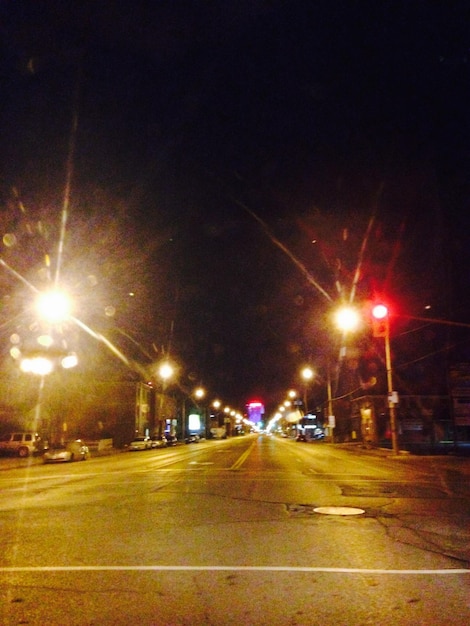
[371,304,389,337]
[372,304,388,319]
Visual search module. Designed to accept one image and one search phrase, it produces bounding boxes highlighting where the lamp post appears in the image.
[333,305,361,442]
[211,399,221,438]
[156,361,174,437]
[301,367,314,413]
[372,304,399,455]
[192,386,205,440]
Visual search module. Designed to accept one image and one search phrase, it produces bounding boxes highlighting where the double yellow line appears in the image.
[230,441,256,470]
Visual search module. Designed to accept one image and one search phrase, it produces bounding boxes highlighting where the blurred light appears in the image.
[10,347,21,359]
[301,367,314,381]
[37,334,53,347]
[188,413,201,431]
[3,233,17,247]
[158,362,174,380]
[334,306,360,331]
[36,291,71,323]
[372,304,388,319]
[194,387,205,399]
[20,356,53,376]
[61,353,78,369]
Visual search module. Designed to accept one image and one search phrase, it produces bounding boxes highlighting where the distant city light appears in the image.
[246,401,265,423]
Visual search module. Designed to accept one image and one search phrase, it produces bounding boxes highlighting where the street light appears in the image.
[372,304,399,455]
[301,366,314,413]
[194,387,205,401]
[333,305,361,333]
[153,361,175,437]
[36,290,72,323]
[158,362,174,382]
[191,386,206,439]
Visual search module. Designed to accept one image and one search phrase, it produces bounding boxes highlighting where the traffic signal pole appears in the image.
[383,316,399,455]
[372,304,399,455]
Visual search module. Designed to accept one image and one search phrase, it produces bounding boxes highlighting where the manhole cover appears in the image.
[313,506,365,516]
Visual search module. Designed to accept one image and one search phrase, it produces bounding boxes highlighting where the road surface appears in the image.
[1,435,469,625]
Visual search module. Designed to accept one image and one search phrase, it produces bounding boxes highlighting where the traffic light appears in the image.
[371,304,389,338]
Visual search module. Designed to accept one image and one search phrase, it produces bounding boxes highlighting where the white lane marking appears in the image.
[0,565,468,574]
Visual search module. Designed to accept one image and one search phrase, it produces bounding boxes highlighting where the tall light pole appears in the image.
[372,304,399,455]
[156,361,174,436]
[193,386,206,439]
[301,367,314,413]
[333,305,361,443]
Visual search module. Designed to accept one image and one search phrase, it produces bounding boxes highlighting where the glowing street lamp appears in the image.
[334,305,361,333]
[301,366,314,412]
[158,362,174,382]
[194,387,205,401]
[36,290,72,323]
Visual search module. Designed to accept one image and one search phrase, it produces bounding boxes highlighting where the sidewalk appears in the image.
[337,441,470,480]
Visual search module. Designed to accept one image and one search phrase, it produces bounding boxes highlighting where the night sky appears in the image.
[1,1,469,415]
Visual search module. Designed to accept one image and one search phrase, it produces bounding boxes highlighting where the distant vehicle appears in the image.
[0,432,44,457]
[185,434,200,444]
[165,433,178,446]
[44,440,89,463]
[128,436,152,451]
[296,427,325,442]
[151,435,167,449]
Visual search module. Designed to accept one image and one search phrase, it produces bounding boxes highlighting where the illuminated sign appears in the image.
[246,401,265,423]
[188,413,201,432]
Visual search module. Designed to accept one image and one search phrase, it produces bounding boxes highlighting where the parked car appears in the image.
[0,432,44,457]
[185,434,200,444]
[165,433,178,446]
[128,436,152,451]
[151,435,167,449]
[44,440,89,463]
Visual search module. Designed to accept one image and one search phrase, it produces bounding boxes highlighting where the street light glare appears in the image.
[334,306,360,332]
[158,362,174,381]
[194,387,205,399]
[36,291,71,323]
[20,356,54,376]
[61,353,78,369]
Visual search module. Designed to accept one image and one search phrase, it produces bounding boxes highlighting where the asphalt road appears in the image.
[1,436,469,625]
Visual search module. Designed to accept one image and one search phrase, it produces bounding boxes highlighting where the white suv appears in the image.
[0,432,43,457]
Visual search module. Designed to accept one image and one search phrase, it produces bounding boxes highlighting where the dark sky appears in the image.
[1,1,469,414]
